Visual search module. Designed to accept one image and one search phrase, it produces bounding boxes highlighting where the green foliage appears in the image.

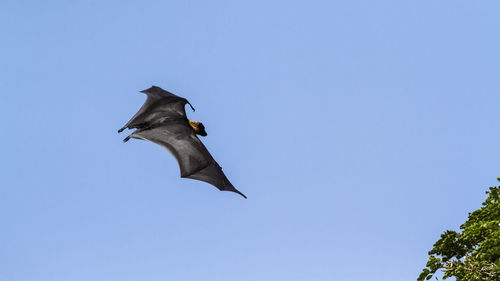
[418,178,500,281]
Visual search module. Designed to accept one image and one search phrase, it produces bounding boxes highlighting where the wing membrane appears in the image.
[118,86,192,132]
[129,121,246,198]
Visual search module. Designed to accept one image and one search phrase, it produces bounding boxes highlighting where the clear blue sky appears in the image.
[1,1,499,280]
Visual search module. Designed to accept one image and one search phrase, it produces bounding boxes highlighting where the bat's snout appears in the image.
[198,129,207,137]
[197,123,207,136]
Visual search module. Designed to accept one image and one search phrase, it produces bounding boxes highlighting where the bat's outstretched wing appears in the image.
[118,86,195,133]
[126,120,246,198]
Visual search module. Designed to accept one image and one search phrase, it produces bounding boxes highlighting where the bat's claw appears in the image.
[233,189,247,199]
[123,136,131,142]
[237,192,247,199]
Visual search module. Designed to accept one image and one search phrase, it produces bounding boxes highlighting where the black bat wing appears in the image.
[118,86,195,133]
[127,120,246,198]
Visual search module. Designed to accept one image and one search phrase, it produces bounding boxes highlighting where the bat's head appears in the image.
[189,120,207,137]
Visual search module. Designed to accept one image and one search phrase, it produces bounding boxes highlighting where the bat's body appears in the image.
[119,86,246,198]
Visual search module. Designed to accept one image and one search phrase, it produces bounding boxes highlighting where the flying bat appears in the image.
[118,86,246,198]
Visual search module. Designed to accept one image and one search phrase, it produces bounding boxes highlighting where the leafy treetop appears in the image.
[418,178,500,281]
